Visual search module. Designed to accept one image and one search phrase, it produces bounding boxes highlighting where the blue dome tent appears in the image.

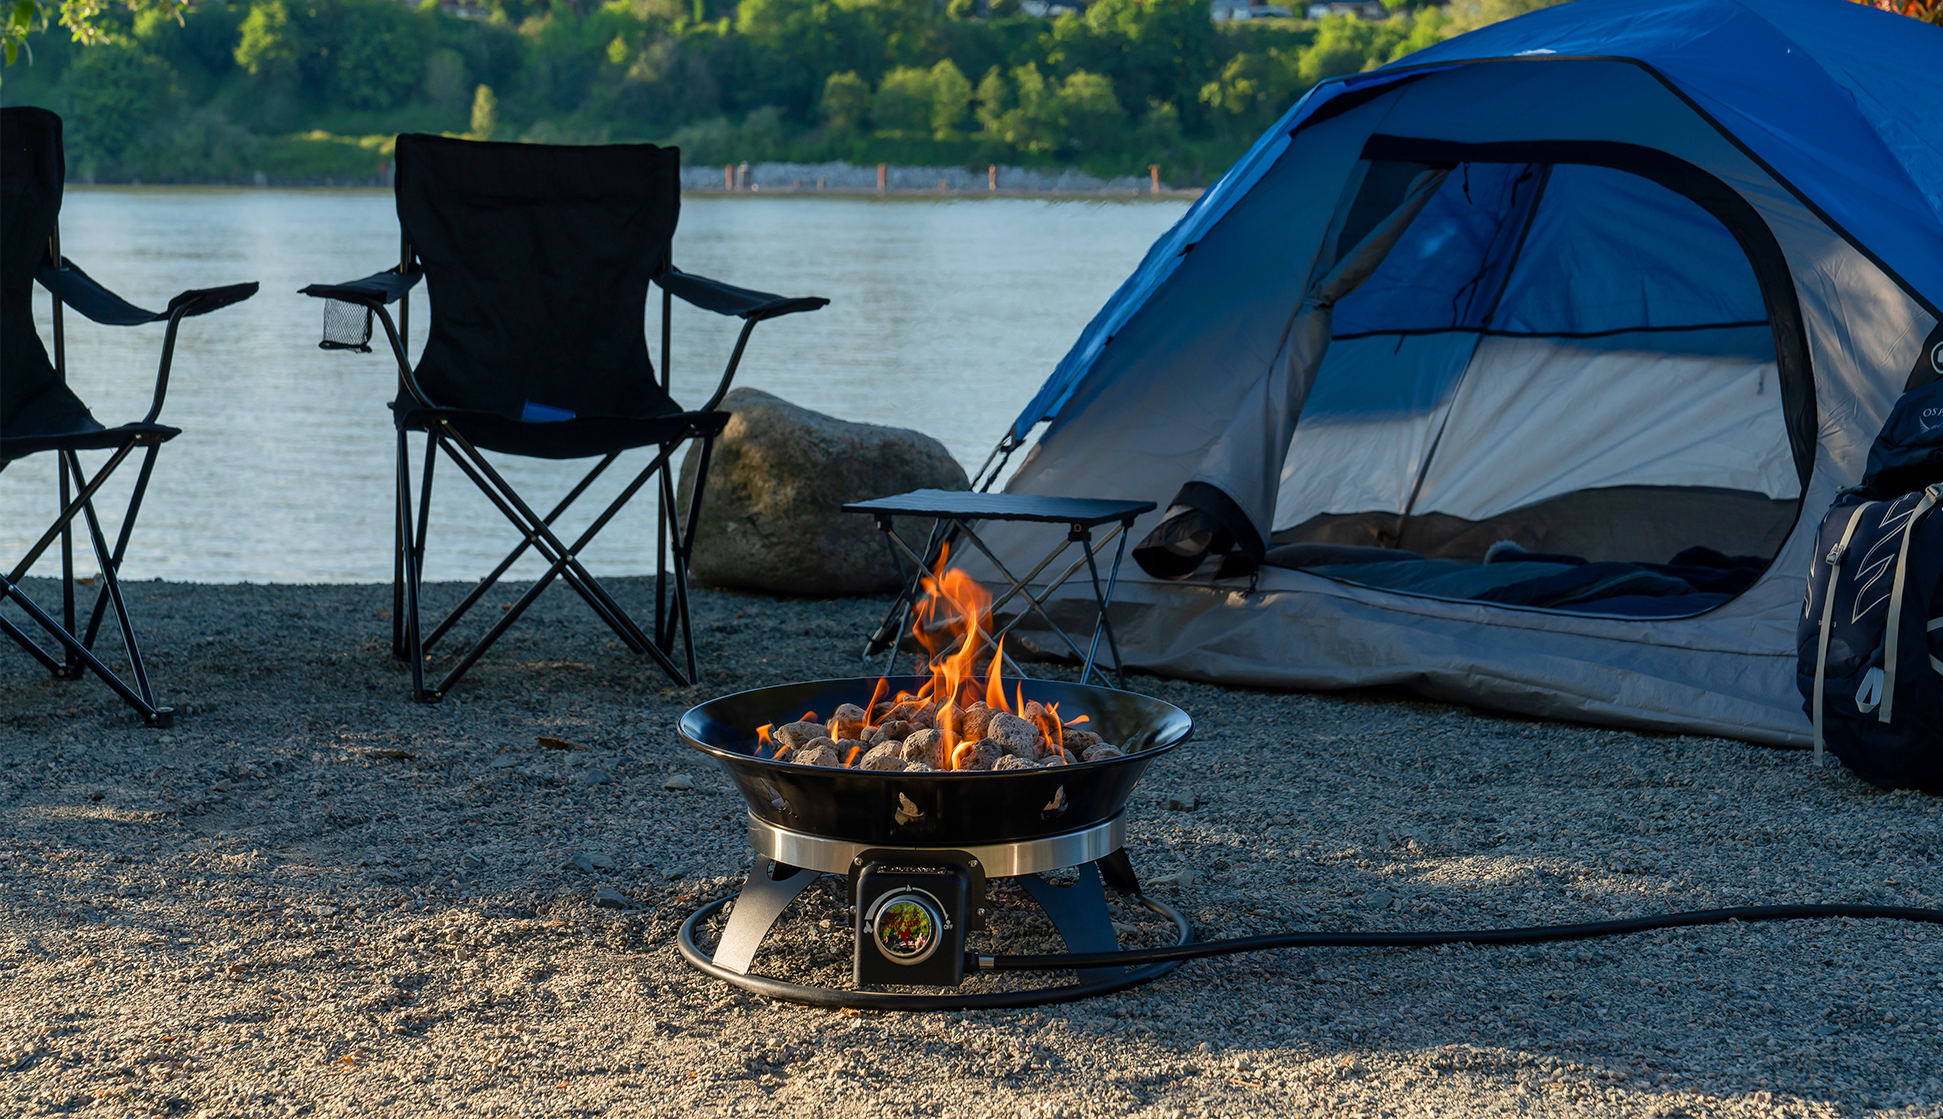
[977,0,1943,744]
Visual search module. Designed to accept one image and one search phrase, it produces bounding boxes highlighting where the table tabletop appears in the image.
[843,489,1156,527]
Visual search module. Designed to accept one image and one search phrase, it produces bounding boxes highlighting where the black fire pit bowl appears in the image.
[679,676,1191,847]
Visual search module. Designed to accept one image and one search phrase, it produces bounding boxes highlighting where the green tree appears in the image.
[973,64,1009,134]
[60,41,174,165]
[233,0,296,76]
[327,0,425,111]
[469,82,497,138]
[870,65,932,134]
[1054,69,1123,150]
[818,68,869,131]
[927,57,970,138]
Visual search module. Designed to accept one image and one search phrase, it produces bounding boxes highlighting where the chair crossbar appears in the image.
[8,441,138,584]
[1,438,172,726]
[419,441,627,653]
[393,416,705,700]
[441,426,663,649]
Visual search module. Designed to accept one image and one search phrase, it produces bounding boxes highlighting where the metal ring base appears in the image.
[678,893,1192,1011]
[747,812,1126,877]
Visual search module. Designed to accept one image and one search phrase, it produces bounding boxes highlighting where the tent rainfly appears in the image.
[974,0,1943,745]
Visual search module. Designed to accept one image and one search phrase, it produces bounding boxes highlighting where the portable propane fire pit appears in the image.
[676,674,1193,1009]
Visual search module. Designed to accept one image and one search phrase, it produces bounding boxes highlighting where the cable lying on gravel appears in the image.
[979,903,1943,970]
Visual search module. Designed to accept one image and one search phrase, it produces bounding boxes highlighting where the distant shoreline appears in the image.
[66,181,1203,200]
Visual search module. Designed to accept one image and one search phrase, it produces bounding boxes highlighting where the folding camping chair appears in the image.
[301,134,826,702]
[1,107,258,727]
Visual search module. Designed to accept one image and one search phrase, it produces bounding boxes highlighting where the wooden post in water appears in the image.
[724,165,733,191]
[1150,164,1162,195]
[988,164,998,192]
[737,162,749,192]
[877,163,887,194]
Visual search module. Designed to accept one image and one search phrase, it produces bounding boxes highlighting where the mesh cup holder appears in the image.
[320,298,374,352]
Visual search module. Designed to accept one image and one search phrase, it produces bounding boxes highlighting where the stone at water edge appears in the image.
[675,387,970,595]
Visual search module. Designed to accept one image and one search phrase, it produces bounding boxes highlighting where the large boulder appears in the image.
[676,388,970,595]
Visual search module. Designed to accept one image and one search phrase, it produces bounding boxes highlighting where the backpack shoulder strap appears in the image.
[1814,504,1870,766]
[1879,484,1943,725]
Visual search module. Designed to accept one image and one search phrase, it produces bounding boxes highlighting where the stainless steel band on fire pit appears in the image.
[747,813,1126,877]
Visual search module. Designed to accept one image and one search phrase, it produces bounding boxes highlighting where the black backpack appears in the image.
[1797,378,1943,791]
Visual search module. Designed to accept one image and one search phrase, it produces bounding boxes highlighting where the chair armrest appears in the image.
[36,257,258,325]
[654,268,828,322]
[300,268,424,307]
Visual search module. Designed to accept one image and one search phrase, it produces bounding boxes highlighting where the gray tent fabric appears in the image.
[965,55,1939,748]
[1177,164,1450,561]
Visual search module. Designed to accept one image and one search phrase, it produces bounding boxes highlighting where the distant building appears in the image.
[1020,0,1086,14]
[1305,0,1390,18]
[1212,0,1295,19]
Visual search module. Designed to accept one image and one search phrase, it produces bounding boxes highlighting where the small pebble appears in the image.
[661,774,694,791]
[594,887,635,911]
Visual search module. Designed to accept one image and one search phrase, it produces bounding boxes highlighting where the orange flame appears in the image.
[774,550,1086,770]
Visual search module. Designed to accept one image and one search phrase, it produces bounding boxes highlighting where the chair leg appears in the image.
[80,443,159,650]
[65,451,159,710]
[672,433,720,681]
[58,453,79,679]
[395,427,434,702]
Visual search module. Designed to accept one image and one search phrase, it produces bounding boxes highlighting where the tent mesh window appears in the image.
[320,298,374,352]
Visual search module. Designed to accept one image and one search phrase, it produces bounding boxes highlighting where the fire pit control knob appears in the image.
[854,866,972,987]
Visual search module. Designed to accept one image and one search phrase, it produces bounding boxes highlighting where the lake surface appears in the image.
[6,190,1186,583]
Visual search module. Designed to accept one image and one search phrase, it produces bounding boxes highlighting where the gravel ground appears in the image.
[3,577,1941,1119]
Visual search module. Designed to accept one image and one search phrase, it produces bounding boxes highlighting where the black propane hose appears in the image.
[976,903,1943,972]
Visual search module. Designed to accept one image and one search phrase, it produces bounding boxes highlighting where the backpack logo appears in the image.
[1851,495,1923,623]
[1922,406,1943,435]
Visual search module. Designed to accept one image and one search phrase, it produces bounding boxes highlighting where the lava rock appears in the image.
[886,700,936,729]
[677,388,970,594]
[1080,744,1124,763]
[828,703,868,742]
[833,739,869,765]
[1063,729,1104,753]
[986,713,1043,760]
[859,744,907,772]
[900,728,944,769]
[953,702,996,743]
[948,737,1002,771]
[793,741,841,768]
[773,721,826,751]
[993,754,1036,771]
[867,720,915,746]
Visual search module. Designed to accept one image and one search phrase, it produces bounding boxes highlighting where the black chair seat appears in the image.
[393,405,728,460]
[1,421,180,463]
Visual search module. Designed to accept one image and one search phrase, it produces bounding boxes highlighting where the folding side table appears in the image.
[843,489,1156,688]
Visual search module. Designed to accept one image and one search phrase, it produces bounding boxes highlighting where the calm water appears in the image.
[6,189,1185,583]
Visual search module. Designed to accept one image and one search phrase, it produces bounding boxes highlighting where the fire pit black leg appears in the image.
[713,860,819,975]
[1096,848,1143,896]
[1018,865,1121,983]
